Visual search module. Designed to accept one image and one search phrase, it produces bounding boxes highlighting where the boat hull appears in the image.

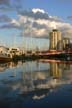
[0,57,12,63]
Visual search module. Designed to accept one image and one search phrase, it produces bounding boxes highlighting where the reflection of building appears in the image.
[62,63,70,70]
[50,62,62,79]
[67,43,72,49]
[49,29,62,50]
[0,63,8,72]
[0,62,22,72]
[8,62,18,69]
[58,63,70,70]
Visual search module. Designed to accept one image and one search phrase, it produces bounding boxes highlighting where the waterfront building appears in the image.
[9,47,23,56]
[66,43,72,50]
[63,37,70,50]
[0,46,9,54]
[49,29,62,50]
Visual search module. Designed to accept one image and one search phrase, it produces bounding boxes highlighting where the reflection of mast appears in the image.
[21,64,26,86]
[30,62,34,89]
[12,68,16,77]
[36,60,39,69]
[21,62,34,88]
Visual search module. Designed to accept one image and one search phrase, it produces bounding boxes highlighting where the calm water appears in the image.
[0,60,72,108]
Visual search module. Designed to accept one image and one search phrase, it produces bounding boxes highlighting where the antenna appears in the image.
[30,20,33,50]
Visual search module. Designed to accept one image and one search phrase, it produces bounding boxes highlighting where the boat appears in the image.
[0,53,12,62]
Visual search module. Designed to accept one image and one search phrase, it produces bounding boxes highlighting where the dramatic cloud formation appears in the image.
[18,8,72,38]
[0,15,11,22]
[0,0,22,11]
[18,8,61,21]
[0,8,72,39]
[0,17,20,29]
[0,14,20,29]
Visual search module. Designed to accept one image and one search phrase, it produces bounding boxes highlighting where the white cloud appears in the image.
[32,8,45,14]
[11,19,20,26]
[0,8,72,39]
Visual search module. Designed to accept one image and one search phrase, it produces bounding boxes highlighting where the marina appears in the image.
[0,45,72,63]
[0,60,72,108]
[0,29,72,63]
[0,0,72,107]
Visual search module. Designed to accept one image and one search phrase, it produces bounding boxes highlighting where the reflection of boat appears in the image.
[39,59,61,63]
[0,53,12,62]
[39,59,72,64]
[0,63,8,72]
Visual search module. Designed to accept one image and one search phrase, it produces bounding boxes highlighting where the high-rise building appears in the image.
[63,37,70,50]
[49,29,62,50]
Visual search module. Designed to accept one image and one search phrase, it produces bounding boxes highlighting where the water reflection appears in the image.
[0,60,72,107]
[0,62,18,72]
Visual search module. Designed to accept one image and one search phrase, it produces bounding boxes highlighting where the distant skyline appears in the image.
[0,0,72,49]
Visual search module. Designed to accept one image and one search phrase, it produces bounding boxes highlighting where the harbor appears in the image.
[0,60,72,108]
[0,29,72,62]
[0,47,72,62]
[12,37,72,61]
[0,0,72,107]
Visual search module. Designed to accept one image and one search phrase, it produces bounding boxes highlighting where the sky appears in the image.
[0,0,72,50]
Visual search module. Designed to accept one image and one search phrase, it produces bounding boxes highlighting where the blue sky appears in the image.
[22,0,72,20]
[0,0,72,50]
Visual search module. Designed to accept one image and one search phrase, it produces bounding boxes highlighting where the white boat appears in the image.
[0,53,12,62]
